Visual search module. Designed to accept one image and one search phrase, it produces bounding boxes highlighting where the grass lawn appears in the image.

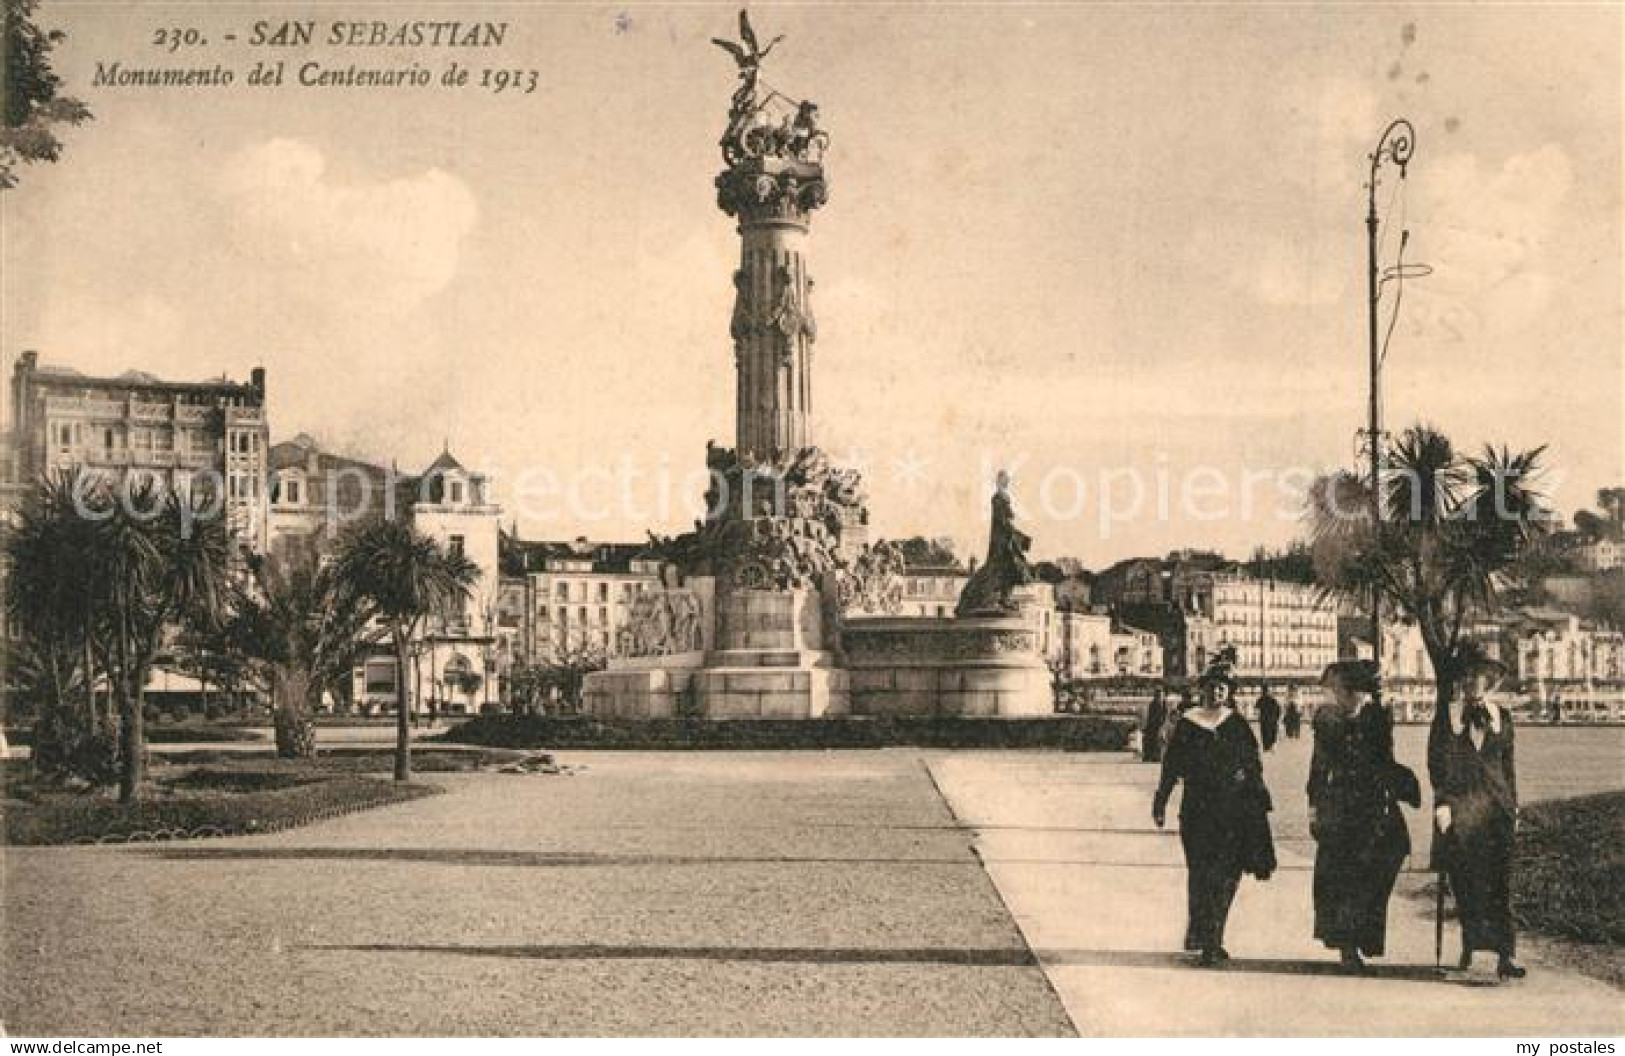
[0,746,532,845]
[1512,789,1625,987]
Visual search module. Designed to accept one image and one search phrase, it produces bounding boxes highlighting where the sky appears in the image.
[2,2,1620,568]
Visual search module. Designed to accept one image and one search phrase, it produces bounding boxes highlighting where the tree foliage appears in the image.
[5,470,232,798]
[2,0,91,189]
[333,517,478,781]
[1307,423,1550,705]
[892,535,961,570]
[1244,541,1318,584]
[226,552,381,757]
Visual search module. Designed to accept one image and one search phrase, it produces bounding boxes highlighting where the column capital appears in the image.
[717,157,828,228]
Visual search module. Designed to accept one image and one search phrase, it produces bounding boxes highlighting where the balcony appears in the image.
[225,406,263,425]
[129,402,172,422]
[175,405,211,424]
[44,396,126,419]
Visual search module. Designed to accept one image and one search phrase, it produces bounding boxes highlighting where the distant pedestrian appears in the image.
[1152,656,1275,967]
[1549,691,1563,725]
[1283,696,1303,741]
[1309,660,1418,973]
[1256,683,1281,752]
[1142,689,1168,763]
[1163,690,1189,753]
[1429,646,1526,980]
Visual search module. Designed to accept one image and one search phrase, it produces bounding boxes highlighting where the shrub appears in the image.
[144,724,264,744]
[30,708,120,788]
[438,714,1131,752]
[162,767,317,793]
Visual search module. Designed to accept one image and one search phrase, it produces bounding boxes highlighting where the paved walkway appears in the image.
[3,752,1071,1036]
[927,749,1624,1037]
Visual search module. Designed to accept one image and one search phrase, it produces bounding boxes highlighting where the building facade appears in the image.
[1052,610,1163,681]
[267,435,505,715]
[501,536,663,665]
[1577,536,1624,572]
[1509,610,1625,686]
[899,565,968,618]
[10,351,270,553]
[1177,572,1338,681]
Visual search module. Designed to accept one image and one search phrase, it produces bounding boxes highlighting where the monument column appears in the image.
[713,18,828,462]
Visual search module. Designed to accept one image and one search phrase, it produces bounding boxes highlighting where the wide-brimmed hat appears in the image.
[1320,658,1379,694]
[1454,641,1510,682]
[1196,646,1237,696]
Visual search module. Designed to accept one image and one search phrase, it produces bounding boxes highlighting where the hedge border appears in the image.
[437,714,1132,752]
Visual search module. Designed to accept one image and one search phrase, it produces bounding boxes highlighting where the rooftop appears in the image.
[16,353,263,396]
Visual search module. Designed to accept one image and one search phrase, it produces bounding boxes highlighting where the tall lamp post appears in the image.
[1364,118,1416,697]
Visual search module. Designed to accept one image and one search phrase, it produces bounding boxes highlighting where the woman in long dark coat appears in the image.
[1429,650,1525,979]
[1283,695,1303,740]
[1142,689,1168,763]
[1308,660,1418,972]
[1153,667,1275,966]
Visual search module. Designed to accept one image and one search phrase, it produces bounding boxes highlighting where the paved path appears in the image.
[927,746,1624,1037]
[3,751,1071,1036]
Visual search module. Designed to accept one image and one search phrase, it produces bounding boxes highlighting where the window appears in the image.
[103,427,117,450]
[597,582,609,603]
[556,582,568,600]
[364,661,398,695]
[449,481,464,504]
[448,534,465,558]
[55,423,72,448]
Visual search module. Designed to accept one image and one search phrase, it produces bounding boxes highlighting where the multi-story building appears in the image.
[1508,609,1625,686]
[1052,610,1163,681]
[266,433,404,563]
[1177,572,1338,681]
[500,536,662,664]
[1118,567,1337,684]
[899,563,968,617]
[267,435,505,715]
[1576,534,1624,573]
[1094,550,1231,609]
[9,351,270,553]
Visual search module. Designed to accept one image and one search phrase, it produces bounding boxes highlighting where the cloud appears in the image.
[1184,226,1348,309]
[218,138,478,307]
[1403,143,1575,344]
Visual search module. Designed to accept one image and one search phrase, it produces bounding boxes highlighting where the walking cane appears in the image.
[1434,870,1446,969]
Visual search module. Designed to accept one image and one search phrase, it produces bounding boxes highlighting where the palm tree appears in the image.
[1307,423,1550,708]
[228,552,380,757]
[333,518,478,781]
[5,470,110,782]
[86,478,232,802]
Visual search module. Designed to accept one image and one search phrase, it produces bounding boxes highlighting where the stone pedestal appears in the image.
[583,585,850,720]
[842,616,1053,718]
